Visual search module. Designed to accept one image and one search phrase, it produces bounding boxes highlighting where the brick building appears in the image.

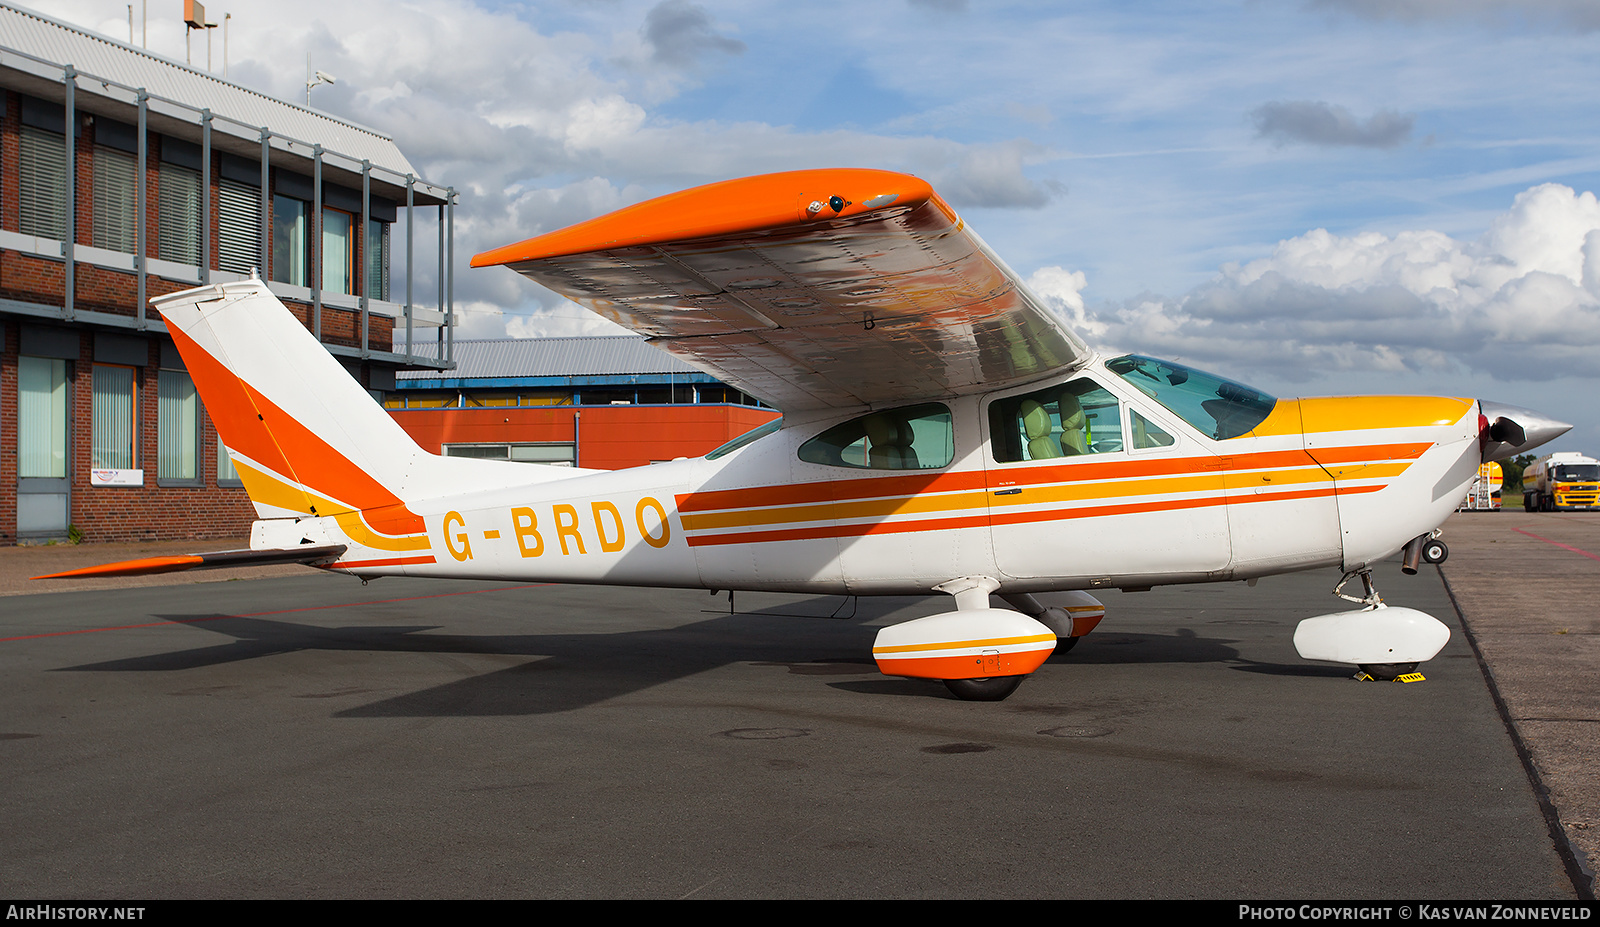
[0,4,455,543]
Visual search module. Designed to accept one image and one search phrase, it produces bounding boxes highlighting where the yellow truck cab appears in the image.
[1524,452,1600,512]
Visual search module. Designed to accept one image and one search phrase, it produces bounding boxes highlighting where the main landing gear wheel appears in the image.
[1357,662,1418,681]
[1056,636,1081,654]
[944,676,1025,701]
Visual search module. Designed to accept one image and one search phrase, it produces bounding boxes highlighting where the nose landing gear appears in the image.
[1292,567,1451,681]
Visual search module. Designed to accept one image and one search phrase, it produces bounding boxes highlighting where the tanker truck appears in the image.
[1523,452,1600,512]
[1459,461,1503,511]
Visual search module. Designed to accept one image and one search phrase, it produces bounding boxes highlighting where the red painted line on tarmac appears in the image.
[1512,527,1600,563]
[0,584,553,643]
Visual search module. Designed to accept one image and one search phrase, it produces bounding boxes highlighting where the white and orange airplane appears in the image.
[40,168,1568,699]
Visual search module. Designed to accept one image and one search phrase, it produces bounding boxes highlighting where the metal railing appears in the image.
[0,42,455,368]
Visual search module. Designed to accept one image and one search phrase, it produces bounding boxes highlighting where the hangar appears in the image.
[388,336,779,471]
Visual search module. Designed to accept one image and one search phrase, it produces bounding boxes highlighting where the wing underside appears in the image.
[472,169,1091,411]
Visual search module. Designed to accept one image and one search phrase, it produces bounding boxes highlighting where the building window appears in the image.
[218,439,242,486]
[443,443,576,467]
[272,194,309,286]
[158,162,202,265]
[218,177,262,275]
[367,219,389,301]
[19,125,66,240]
[158,370,200,483]
[322,206,353,294]
[93,145,138,253]
[92,364,137,470]
[18,356,68,478]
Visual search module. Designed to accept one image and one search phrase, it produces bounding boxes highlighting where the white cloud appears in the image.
[934,140,1062,209]
[1056,183,1600,382]
[1027,266,1101,337]
[562,96,651,152]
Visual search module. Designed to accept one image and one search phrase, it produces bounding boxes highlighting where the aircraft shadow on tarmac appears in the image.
[53,598,1353,715]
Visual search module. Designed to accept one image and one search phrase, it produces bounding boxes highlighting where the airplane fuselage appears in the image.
[274,354,1482,599]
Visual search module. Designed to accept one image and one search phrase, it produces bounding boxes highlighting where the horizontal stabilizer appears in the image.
[32,545,348,580]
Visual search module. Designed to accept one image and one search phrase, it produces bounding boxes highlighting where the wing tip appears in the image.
[472,168,937,268]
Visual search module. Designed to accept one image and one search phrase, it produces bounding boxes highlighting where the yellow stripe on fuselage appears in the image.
[682,459,1417,535]
[233,459,430,552]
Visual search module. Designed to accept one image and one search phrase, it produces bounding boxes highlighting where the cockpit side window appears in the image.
[989,378,1124,463]
[798,402,954,470]
[1129,410,1175,449]
[1105,355,1276,440]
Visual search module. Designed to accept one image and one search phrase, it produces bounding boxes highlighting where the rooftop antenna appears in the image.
[306,52,336,105]
[224,13,231,78]
[183,0,217,67]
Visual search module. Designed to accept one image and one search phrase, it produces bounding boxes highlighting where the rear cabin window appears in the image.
[799,403,954,470]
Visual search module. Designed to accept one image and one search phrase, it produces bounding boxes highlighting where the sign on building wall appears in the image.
[89,468,144,487]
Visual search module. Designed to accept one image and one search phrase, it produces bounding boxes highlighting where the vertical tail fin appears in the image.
[155,280,427,537]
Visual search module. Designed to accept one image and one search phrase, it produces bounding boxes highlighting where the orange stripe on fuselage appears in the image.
[677,442,1426,531]
[676,442,1429,518]
[327,555,438,570]
[683,483,1386,548]
[677,469,986,514]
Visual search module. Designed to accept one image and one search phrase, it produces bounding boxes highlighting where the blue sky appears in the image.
[56,0,1600,451]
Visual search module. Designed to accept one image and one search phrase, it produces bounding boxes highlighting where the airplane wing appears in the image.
[471,169,1092,411]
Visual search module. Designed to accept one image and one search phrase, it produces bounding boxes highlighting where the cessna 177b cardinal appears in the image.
[38,168,1569,700]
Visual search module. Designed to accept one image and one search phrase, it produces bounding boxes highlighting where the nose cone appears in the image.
[1478,400,1571,461]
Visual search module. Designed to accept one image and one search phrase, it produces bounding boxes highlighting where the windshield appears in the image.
[1105,355,1276,440]
[1554,465,1600,482]
[705,417,782,460]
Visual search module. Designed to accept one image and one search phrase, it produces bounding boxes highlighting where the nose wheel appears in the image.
[1357,662,1420,681]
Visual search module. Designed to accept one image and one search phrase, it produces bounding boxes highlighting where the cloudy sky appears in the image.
[54,0,1600,452]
